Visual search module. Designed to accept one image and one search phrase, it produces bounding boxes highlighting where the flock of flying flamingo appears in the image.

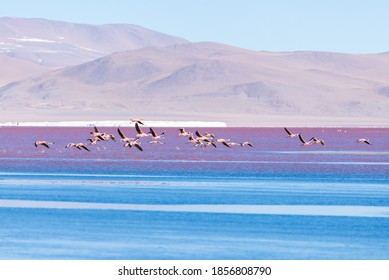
[284,127,371,146]
[34,118,255,152]
[33,119,372,152]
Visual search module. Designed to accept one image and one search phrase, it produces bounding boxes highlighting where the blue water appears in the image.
[0,127,388,259]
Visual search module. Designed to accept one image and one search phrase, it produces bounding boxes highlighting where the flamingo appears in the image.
[357,138,371,145]
[35,141,54,148]
[101,133,116,142]
[186,135,198,144]
[178,128,191,137]
[90,126,105,138]
[227,142,241,147]
[117,128,135,143]
[186,135,204,147]
[298,134,313,146]
[149,140,164,145]
[216,138,231,148]
[87,138,101,145]
[124,140,143,151]
[309,137,325,146]
[204,132,216,139]
[135,123,150,138]
[241,141,254,147]
[149,127,165,140]
[195,130,209,141]
[203,138,217,148]
[130,118,145,125]
[66,143,91,151]
[284,127,299,138]
[193,139,207,147]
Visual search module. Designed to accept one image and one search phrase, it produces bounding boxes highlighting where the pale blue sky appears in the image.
[2,0,389,53]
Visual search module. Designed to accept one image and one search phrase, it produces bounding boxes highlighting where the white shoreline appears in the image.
[1,120,387,128]
[1,200,388,218]
[0,120,227,127]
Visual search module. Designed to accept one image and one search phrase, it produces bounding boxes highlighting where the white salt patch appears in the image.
[78,46,106,54]
[9,37,57,43]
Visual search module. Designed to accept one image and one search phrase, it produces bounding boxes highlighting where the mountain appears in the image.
[1,41,389,126]
[0,54,49,85]
[0,17,188,85]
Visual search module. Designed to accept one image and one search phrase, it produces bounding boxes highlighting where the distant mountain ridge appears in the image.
[1,40,389,126]
[0,17,187,85]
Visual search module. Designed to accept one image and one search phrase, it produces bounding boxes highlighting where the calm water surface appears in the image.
[0,127,388,259]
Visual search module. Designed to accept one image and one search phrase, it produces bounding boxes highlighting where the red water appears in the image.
[0,127,388,180]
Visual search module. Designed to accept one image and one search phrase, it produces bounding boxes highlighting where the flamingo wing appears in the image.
[42,143,50,148]
[134,144,143,151]
[298,134,306,144]
[222,141,231,148]
[117,128,126,139]
[135,123,142,134]
[149,127,157,137]
[80,144,90,151]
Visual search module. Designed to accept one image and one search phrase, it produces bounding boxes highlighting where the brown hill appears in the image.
[1,42,389,126]
[0,55,48,86]
[0,17,188,85]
